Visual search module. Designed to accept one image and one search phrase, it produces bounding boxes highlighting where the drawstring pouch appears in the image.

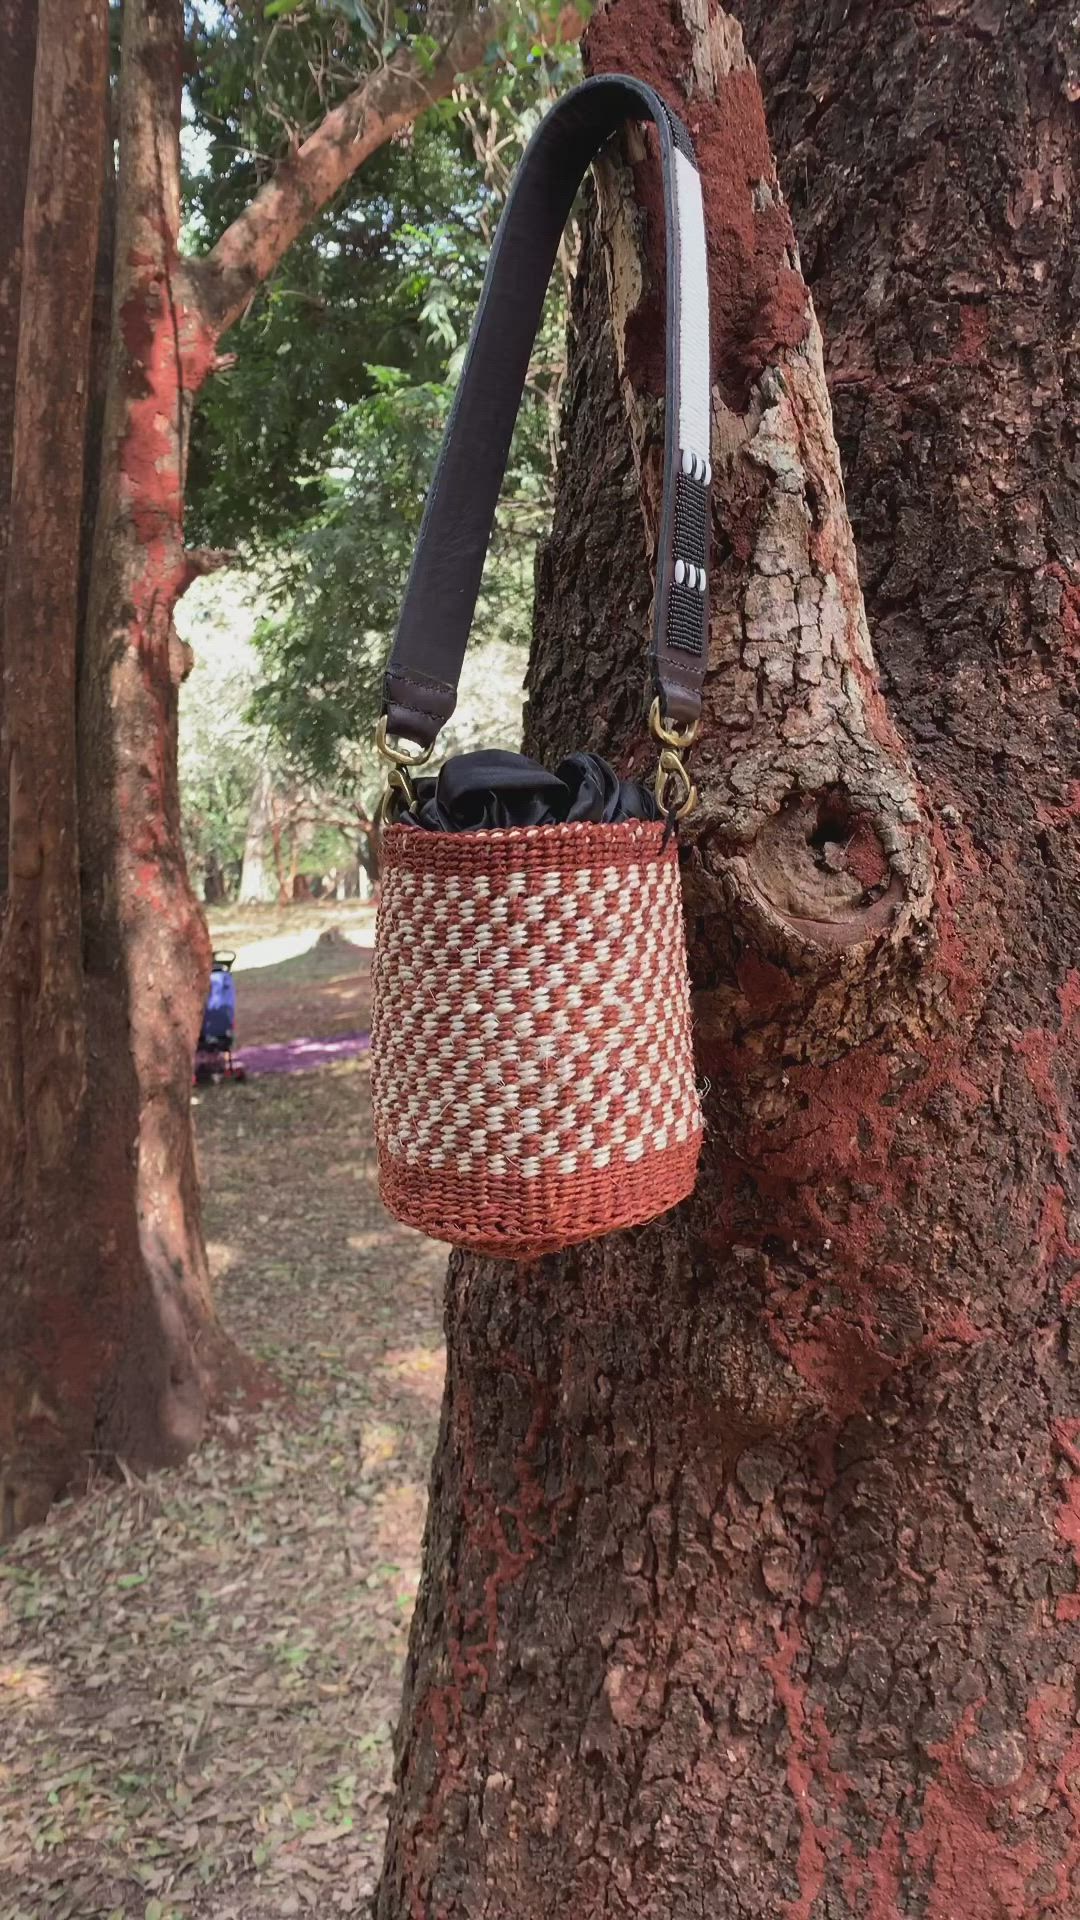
[371,75,711,1258]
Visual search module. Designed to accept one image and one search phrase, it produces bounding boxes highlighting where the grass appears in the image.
[0,911,442,1919]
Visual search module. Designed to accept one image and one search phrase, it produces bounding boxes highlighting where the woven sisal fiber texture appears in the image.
[371,819,702,1257]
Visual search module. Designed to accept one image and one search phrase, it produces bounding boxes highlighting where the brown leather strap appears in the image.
[382,74,711,750]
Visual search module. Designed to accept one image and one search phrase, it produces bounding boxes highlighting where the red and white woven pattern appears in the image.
[372,819,702,1257]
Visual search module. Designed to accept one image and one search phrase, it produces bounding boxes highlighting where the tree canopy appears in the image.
[179,4,579,818]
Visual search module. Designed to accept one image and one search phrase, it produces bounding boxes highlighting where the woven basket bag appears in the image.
[371,76,712,1259]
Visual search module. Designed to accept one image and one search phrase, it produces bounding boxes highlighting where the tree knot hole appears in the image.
[808,789,890,894]
[741,787,901,951]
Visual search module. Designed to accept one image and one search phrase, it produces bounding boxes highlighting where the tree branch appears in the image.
[181,545,239,586]
[193,9,583,338]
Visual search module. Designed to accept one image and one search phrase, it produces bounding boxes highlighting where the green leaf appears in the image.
[264,0,305,16]
[337,0,380,34]
[116,1571,148,1590]
[182,22,576,797]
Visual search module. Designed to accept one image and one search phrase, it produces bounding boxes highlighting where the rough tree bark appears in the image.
[0,0,117,1533]
[378,1,1080,1914]
[0,0,37,899]
[77,0,228,1493]
[0,0,560,1532]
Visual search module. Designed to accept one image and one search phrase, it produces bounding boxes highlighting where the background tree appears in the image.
[184,40,577,551]
[183,48,574,890]
[186,49,574,799]
[177,571,274,901]
[249,359,553,777]
[0,0,123,1546]
[377,0,1080,1911]
[0,0,579,1533]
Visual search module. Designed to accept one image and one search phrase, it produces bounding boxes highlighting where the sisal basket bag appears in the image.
[371,75,712,1260]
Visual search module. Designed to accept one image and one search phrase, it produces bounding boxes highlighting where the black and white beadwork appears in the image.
[665,137,711,664]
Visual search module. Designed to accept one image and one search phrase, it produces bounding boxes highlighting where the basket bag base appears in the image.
[371,819,702,1260]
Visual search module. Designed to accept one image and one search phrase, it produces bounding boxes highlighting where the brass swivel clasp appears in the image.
[374,715,433,821]
[649,697,700,820]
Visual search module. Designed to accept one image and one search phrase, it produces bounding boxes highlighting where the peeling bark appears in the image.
[378,1,1079,1914]
[584,11,934,1033]
[79,0,230,1469]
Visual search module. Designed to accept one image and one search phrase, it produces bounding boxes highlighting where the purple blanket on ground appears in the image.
[233,1032,370,1077]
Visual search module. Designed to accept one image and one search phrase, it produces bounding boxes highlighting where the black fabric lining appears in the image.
[396,750,661,832]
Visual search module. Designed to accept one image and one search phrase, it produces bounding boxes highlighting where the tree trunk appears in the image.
[0,0,37,901]
[0,0,119,1533]
[238,765,278,903]
[267,799,292,905]
[74,0,237,1495]
[378,2,1080,1914]
[203,851,227,905]
[357,820,379,900]
[0,0,238,1534]
[0,1,573,1532]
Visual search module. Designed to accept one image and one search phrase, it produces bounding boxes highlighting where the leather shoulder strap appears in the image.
[382,73,711,751]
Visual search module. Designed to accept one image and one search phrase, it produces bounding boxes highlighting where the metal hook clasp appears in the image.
[649,698,700,819]
[374,716,433,822]
[648,696,702,752]
[655,747,698,820]
[375,715,434,771]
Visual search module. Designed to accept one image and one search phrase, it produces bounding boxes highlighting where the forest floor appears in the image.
[0,906,446,1920]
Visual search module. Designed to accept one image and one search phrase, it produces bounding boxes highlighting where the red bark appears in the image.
[0,0,237,1533]
[0,0,115,1532]
[1,0,534,1528]
[377,1,1080,1913]
[590,7,810,410]
[78,0,237,1477]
